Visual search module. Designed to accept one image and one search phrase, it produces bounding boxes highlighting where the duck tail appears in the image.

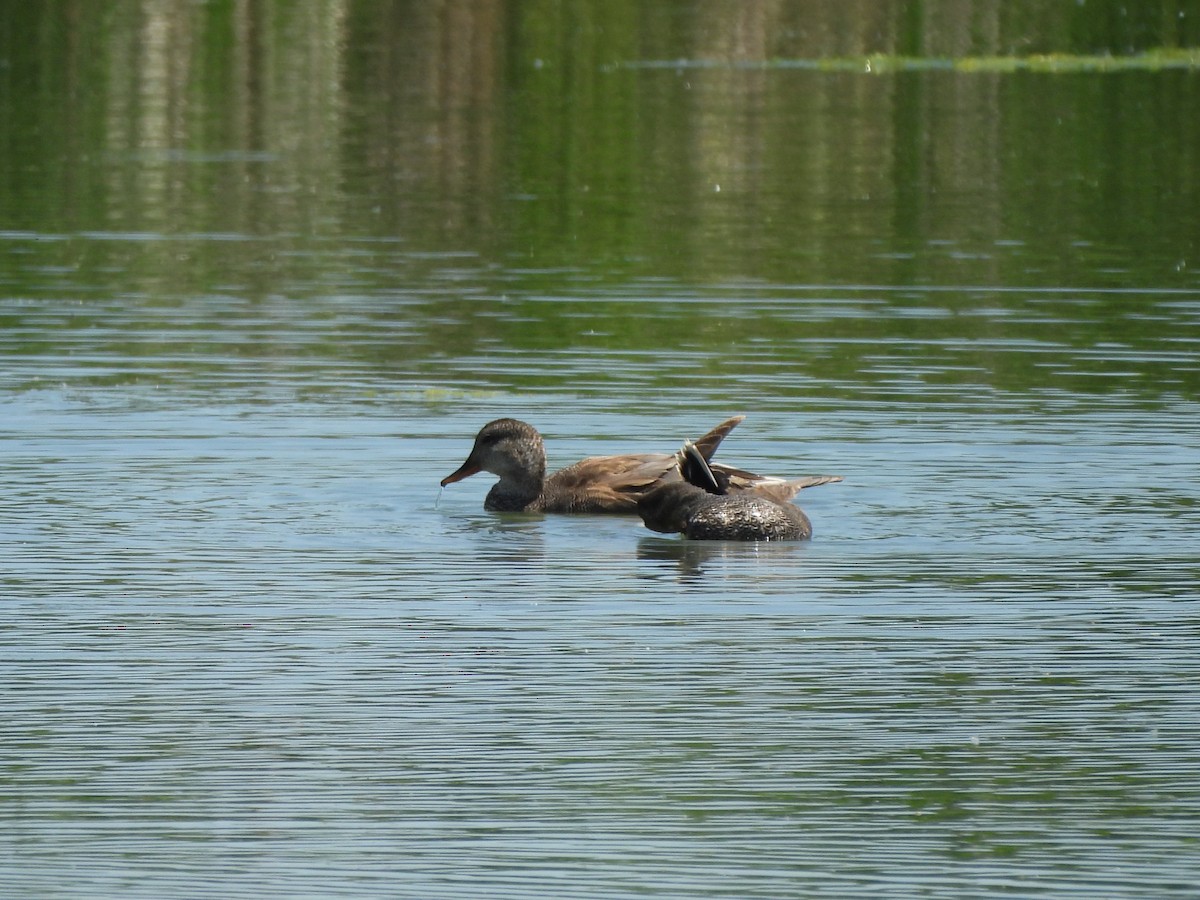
[791,474,844,490]
[736,474,843,504]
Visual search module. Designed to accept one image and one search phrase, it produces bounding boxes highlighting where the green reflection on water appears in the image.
[1,2,1198,405]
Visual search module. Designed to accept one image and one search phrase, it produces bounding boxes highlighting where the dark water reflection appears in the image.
[4,4,1200,899]
[4,241,1197,408]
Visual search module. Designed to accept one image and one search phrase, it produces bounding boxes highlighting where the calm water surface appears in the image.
[4,5,1200,898]
[5,270,1199,898]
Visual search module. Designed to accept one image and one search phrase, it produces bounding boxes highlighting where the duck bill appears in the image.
[440,460,482,486]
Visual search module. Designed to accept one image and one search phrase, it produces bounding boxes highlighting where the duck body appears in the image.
[638,481,813,541]
[441,416,843,517]
[637,438,829,540]
[440,416,747,513]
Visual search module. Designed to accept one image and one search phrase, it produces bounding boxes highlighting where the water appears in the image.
[5,284,1198,898]
[4,5,1200,898]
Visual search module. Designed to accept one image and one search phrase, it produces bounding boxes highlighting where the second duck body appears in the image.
[637,439,832,541]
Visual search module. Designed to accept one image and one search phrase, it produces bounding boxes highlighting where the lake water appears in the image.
[3,5,1200,898]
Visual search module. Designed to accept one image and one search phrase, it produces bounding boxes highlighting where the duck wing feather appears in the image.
[542,452,680,513]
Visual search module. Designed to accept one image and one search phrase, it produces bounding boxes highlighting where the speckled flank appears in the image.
[638,481,814,541]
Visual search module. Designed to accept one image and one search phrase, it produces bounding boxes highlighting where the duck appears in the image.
[637,440,835,540]
[440,416,739,513]
[440,416,840,514]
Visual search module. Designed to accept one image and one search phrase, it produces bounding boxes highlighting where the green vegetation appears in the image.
[624,48,1200,73]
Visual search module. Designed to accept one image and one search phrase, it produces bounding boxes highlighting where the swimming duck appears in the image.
[637,441,836,540]
[440,416,838,514]
[440,416,739,513]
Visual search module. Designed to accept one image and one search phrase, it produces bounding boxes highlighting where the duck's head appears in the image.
[441,418,547,487]
[637,481,711,534]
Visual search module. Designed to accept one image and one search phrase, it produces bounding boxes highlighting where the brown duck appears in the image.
[440,416,842,514]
